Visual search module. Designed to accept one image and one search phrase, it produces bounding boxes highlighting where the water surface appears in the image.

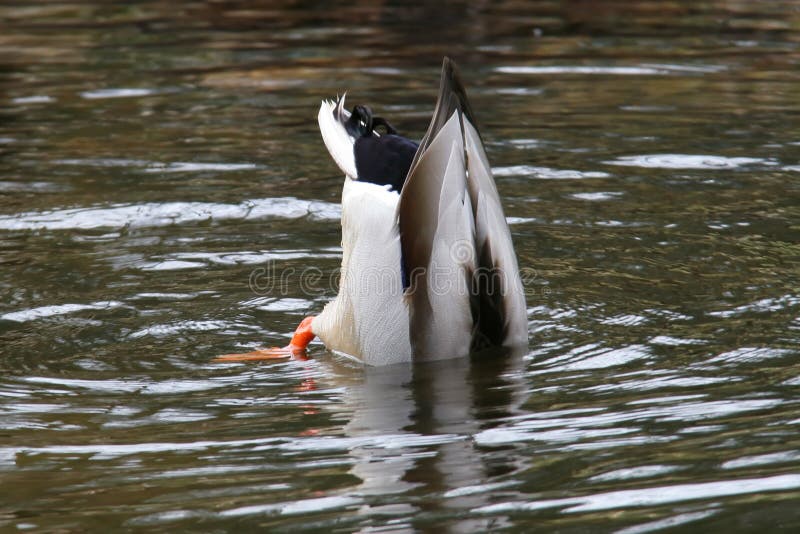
[2,1,800,531]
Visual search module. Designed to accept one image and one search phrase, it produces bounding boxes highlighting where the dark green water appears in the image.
[2,1,800,531]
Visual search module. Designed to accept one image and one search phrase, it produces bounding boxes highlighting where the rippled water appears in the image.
[2,1,800,531]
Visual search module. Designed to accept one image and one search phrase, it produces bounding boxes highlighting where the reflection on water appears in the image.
[2,0,800,531]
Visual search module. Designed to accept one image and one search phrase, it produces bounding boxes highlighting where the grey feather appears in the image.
[398,57,528,360]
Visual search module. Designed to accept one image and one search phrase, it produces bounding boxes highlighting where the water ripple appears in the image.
[615,510,720,534]
[604,154,770,169]
[128,320,259,339]
[12,95,55,104]
[473,396,782,449]
[0,197,341,231]
[708,294,800,318]
[137,249,341,271]
[80,88,165,99]
[474,474,800,514]
[494,165,610,179]
[588,464,683,483]
[496,64,723,76]
[1,301,126,323]
[570,192,623,201]
[21,376,231,395]
[219,495,361,517]
[536,344,651,372]
[721,450,800,470]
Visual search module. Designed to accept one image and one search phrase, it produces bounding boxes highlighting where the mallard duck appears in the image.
[219,58,527,365]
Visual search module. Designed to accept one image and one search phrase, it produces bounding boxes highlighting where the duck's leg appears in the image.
[215,316,316,362]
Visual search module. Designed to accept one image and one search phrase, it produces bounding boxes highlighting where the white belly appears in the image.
[312,178,412,365]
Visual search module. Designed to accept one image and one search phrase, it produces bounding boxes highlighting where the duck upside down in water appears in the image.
[218,58,527,365]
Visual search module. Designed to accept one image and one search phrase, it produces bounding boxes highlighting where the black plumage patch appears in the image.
[354,134,418,193]
[342,104,418,193]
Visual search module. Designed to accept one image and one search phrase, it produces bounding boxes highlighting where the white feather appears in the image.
[312,178,412,365]
[317,98,358,179]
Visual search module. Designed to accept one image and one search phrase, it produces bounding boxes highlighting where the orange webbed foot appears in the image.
[214,347,303,362]
[214,316,316,363]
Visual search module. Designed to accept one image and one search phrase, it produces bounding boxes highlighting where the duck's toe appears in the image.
[214,346,308,362]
